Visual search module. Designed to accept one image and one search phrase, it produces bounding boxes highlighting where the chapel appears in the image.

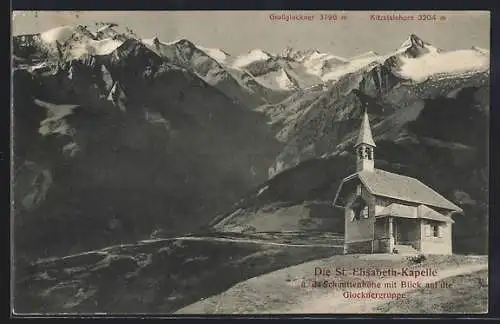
[332,110,462,255]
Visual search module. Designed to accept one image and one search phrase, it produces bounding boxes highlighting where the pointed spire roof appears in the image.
[355,110,376,147]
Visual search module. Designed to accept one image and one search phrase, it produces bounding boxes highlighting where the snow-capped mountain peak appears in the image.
[278,47,320,60]
[96,23,118,34]
[396,33,440,59]
[141,37,164,48]
[39,25,85,44]
[392,34,489,81]
[141,36,230,63]
[306,52,348,63]
[196,45,231,63]
[233,49,272,68]
[22,24,490,92]
[250,48,273,57]
[37,24,124,60]
[399,33,426,50]
[174,38,196,46]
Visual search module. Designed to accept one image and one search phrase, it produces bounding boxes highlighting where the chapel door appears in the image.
[394,219,412,244]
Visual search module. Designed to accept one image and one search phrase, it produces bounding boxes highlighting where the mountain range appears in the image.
[12,23,489,263]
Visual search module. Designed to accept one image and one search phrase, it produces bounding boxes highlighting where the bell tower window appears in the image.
[368,147,374,160]
[354,110,376,172]
[358,147,364,159]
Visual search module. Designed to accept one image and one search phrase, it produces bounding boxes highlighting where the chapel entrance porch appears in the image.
[374,217,421,254]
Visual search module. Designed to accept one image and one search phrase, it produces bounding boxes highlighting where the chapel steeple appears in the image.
[354,109,376,172]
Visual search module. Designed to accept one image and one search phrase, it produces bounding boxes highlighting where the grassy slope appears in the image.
[375,269,488,314]
[14,237,341,314]
[175,254,487,314]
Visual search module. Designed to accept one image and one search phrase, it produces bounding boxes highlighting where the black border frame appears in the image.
[7,0,500,320]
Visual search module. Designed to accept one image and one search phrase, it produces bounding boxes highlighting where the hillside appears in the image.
[13,26,283,262]
[175,254,487,314]
[14,237,339,313]
[14,236,486,314]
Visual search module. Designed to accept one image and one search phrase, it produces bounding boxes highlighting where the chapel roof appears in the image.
[417,204,455,223]
[375,203,455,223]
[333,168,463,213]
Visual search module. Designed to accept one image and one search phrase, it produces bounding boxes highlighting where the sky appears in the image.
[12,10,490,58]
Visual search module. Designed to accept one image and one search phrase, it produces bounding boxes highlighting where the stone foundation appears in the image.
[344,240,373,254]
[374,238,392,253]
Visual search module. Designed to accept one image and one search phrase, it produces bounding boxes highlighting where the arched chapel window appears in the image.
[361,206,369,218]
[351,198,369,221]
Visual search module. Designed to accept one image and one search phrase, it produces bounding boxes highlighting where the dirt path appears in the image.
[34,236,340,265]
[163,236,342,248]
[274,263,488,314]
